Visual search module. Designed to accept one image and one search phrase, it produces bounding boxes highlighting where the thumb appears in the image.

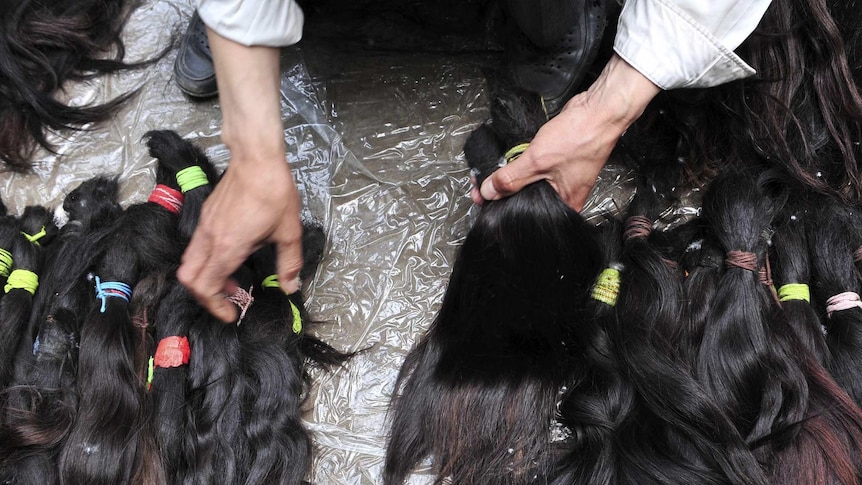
[479,157,544,201]
[276,238,304,295]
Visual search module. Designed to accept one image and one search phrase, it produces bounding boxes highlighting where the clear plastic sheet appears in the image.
[0,1,684,482]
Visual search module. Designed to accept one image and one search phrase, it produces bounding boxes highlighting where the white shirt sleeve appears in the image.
[613,0,772,90]
[195,0,304,47]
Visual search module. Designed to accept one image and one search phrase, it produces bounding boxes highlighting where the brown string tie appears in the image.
[726,250,780,305]
[624,216,653,240]
[724,251,758,272]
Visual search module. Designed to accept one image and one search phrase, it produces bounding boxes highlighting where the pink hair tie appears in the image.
[854,245,862,263]
[225,285,254,325]
[826,291,862,318]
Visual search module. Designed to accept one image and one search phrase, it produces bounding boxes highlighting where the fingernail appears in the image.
[284,276,300,295]
[480,182,498,201]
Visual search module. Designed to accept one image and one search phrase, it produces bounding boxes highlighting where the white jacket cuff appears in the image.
[196,0,304,47]
[613,0,771,90]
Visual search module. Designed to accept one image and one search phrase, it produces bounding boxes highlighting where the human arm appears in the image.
[477,0,772,210]
[176,28,303,322]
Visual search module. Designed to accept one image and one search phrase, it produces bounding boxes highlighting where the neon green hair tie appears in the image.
[262,273,301,332]
[176,166,209,193]
[146,356,155,390]
[4,269,39,295]
[503,143,530,164]
[288,300,302,334]
[262,274,280,289]
[778,283,810,303]
[22,226,46,245]
[591,267,621,307]
[0,248,12,278]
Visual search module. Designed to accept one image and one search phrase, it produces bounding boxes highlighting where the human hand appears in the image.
[177,159,303,323]
[475,54,660,211]
[176,27,302,322]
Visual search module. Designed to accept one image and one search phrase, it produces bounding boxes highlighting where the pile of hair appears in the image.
[384,0,862,481]
[0,130,349,485]
[0,0,159,171]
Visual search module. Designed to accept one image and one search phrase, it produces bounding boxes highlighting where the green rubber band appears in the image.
[22,226,46,245]
[176,166,209,193]
[0,248,11,278]
[289,300,302,334]
[503,143,530,164]
[4,269,39,295]
[591,267,621,307]
[147,356,155,389]
[262,274,280,289]
[778,283,810,303]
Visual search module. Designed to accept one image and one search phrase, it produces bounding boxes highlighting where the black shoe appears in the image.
[174,12,218,99]
[507,0,609,117]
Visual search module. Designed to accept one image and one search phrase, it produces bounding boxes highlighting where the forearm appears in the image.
[207,27,286,169]
[575,53,660,137]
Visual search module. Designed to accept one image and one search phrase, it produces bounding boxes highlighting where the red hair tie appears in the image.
[147,184,184,214]
[154,336,190,368]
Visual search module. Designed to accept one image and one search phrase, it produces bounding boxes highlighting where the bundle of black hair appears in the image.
[386,56,862,482]
[0,131,349,485]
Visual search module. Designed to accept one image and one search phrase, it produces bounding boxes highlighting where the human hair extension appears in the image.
[143,130,220,244]
[0,230,44,392]
[0,0,157,170]
[619,0,862,205]
[678,222,725,367]
[147,278,199,485]
[0,177,123,485]
[696,169,819,470]
[27,177,123,351]
[237,237,346,485]
[17,205,59,251]
[548,218,650,485]
[771,202,831,363]
[0,214,19,303]
[385,87,603,485]
[808,198,862,404]
[57,136,192,485]
[763,201,862,485]
[606,177,768,484]
[182,266,253,485]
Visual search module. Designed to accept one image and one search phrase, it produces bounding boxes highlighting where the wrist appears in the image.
[581,53,660,130]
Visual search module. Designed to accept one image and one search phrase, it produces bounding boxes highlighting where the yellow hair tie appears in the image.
[262,274,280,289]
[0,248,12,278]
[778,283,810,303]
[288,300,302,334]
[591,267,621,307]
[503,143,530,164]
[146,356,155,390]
[22,226,46,245]
[260,274,301,332]
[176,166,209,193]
[4,269,39,295]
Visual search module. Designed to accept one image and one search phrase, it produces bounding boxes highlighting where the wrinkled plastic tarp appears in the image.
[0,1,649,482]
